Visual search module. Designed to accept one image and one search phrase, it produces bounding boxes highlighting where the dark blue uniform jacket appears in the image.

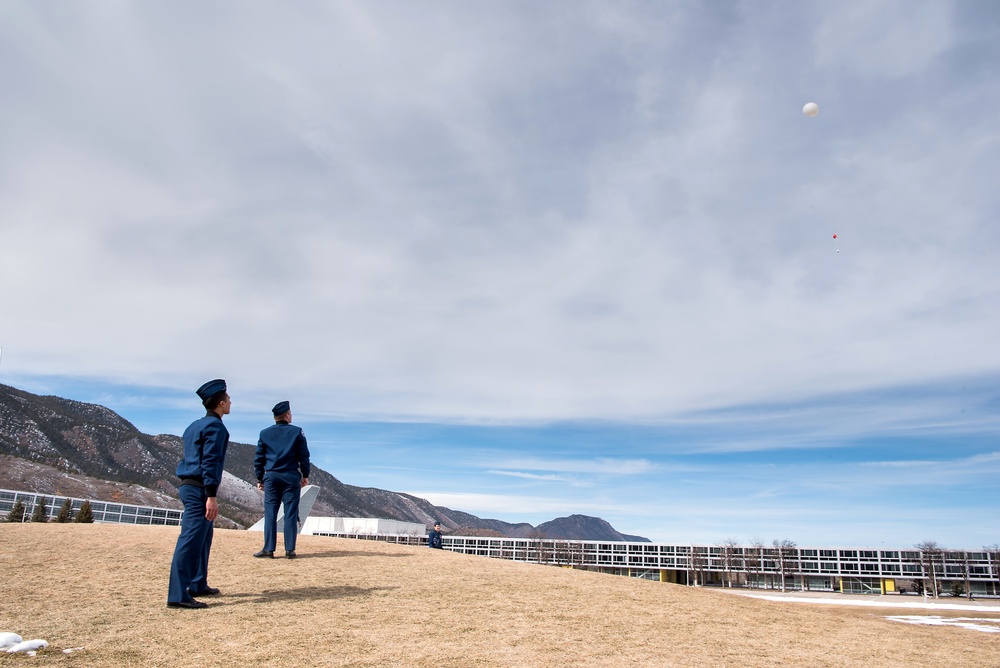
[176,413,230,497]
[254,422,311,482]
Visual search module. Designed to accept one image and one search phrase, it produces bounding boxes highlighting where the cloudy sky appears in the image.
[2,1,998,548]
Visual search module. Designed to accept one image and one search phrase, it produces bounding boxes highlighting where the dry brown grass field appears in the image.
[1,523,998,667]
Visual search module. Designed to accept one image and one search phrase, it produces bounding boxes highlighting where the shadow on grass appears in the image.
[226,585,399,605]
[293,550,414,559]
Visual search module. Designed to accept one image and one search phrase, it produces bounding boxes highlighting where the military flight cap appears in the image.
[196,379,227,400]
[272,400,291,416]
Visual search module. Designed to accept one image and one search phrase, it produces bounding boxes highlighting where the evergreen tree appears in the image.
[74,500,95,523]
[30,497,49,523]
[56,498,73,523]
[6,500,26,523]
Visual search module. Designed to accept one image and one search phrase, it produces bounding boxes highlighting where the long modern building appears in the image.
[314,528,1000,598]
[0,488,182,526]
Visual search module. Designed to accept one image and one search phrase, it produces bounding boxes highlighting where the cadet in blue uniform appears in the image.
[167,379,231,609]
[253,400,311,559]
[428,522,443,549]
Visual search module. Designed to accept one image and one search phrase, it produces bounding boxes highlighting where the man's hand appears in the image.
[205,496,219,521]
[257,481,264,491]
[301,477,309,488]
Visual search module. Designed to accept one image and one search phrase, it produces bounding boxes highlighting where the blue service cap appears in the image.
[272,400,291,416]
[196,379,227,401]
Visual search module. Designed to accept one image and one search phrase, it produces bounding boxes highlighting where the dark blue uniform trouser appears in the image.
[263,470,301,552]
[167,485,214,603]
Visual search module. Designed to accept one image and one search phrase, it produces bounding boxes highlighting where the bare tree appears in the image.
[985,544,1000,598]
[746,538,764,589]
[772,539,797,592]
[552,540,573,566]
[527,529,547,563]
[720,538,742,588]
[689,546,709,586]
[915,540,943,599]
[529,531,557,565]
[566,541,584,568]
[957,551,974,600]
[763,546,778,589]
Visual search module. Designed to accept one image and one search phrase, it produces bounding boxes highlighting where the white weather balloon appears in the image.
[802,102,819,117]
[6,639,48,654]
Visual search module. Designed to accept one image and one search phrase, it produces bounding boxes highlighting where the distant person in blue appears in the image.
[428,522,443,549]
[167,378,231,609]
[253,400,311,559]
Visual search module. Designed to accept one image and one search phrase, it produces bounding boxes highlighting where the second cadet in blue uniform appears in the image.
[428,522,443,549]
[167,379,231,609]
[253,400,311,559]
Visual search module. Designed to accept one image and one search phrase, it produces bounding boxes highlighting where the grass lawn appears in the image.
[1,523,997,667]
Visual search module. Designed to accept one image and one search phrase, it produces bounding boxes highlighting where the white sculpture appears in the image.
[248,484,320,533]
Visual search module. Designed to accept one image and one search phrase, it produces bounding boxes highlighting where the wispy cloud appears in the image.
[855,450,1000,485]
[2,1,998,548]
[487,470,570,482]
[3,3,998,423]
[404,492,594,516]
[492,458,657,476]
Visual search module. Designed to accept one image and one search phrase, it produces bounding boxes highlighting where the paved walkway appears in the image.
[718,588,1000,612]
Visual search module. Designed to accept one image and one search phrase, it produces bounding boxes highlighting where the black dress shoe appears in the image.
[188,587,220,596]
[167,600,208,609]
[285,550,296,559]
[253,549,274,558]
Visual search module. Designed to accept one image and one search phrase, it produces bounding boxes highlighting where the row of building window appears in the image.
[437,551,993,576]
[444,539,992,563]
[0,489,182,525]
[433,539,998,579]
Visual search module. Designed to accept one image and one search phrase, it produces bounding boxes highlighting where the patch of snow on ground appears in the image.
[731,592,1000,613]
[886,616,1000,634]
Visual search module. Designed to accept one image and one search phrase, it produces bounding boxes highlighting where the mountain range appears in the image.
[0,383,648,541]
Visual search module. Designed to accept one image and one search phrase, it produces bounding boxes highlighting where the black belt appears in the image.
[180,477,204,488]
